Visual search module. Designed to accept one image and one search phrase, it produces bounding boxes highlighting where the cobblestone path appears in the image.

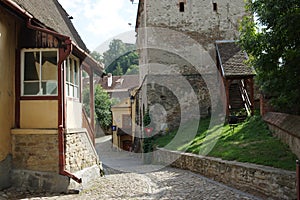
[0,136,261,200]
[0,166,260,200]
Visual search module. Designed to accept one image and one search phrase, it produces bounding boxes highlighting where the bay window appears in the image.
[65,56,80,98]
[21,49,58,96]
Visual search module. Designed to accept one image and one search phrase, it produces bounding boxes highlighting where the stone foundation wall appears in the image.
[263,112,300,159]
[11,170,69,193]
[12,132,59,172]
[65,129,99,173]
[0,155,12,190]
[153,148,296,200]
[11,129,101,192]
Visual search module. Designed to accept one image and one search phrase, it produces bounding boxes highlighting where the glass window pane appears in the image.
[24,82,39,95]
[74,60,78,85]
[66,59,70,82]
[41,51,57,95]
[42,81,57,95]
[24,52,39,81]
[41,51,57,80]
[70,59,74,84]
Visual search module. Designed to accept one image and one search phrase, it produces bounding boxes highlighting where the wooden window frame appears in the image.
[65,55,80,100]
[21,48,58,97]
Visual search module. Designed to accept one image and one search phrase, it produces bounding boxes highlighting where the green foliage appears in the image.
[102,39,139,75]
[239,0,300,114]
[94,85,112,130]
[152,116,297,170]
[143,110,153,154]
[126,64,139,75]
[113,63,123,76]
[90,51,103,63]
[82,86,90,116]
[143,110,151,127]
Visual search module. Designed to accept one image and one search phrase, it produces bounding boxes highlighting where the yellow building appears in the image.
[99,75,139,151]
[111,98,134,151]
[0,0,103,192]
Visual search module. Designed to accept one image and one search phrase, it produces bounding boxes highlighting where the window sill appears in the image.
[20,96,58,100]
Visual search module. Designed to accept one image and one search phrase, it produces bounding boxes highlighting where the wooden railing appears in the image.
[239,80,252,116]
[82,107,95,146]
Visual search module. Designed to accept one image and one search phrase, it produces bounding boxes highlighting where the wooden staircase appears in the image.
[229,82,244,111]
[228,80,251,122]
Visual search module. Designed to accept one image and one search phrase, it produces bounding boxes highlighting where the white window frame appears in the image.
[21,48,58,96]
[65,55,80,99]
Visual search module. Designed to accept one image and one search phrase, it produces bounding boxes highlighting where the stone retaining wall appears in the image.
[263,112,300,159]
[153,148,296,200]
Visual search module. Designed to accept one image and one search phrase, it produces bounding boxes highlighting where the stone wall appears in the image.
[11,129,101,192]
[12,132,59,172]
[65,129,101,190]
[11,131,68,192]
[263,112,300,159]
[144,74,212,131]
[11,170,69,193]
[0,155,12,190]
[153,148,296,200]
[65,129,99,173]
[142,0,246,54]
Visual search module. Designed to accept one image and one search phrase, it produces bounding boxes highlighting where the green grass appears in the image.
[151,115,297,171]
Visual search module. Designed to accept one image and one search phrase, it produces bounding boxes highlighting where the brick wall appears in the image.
[263,112,300,159]
[153,148,296,199]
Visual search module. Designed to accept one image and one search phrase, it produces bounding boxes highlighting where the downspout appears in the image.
[58,40,82,184]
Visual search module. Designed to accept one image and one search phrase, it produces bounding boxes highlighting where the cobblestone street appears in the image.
[0,136,261,200]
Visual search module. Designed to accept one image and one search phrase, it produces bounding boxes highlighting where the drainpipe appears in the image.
[57,39,82,184]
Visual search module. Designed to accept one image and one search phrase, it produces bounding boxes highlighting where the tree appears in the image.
[94,85,112,130]
[103,39,127,67]
[102,39,139,75]
[239,0,300,114]
[90,51,103,63]
[126,64,139,75]
[113,63,123,76]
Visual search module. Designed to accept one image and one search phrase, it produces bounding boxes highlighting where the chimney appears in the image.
[108,73,112,87]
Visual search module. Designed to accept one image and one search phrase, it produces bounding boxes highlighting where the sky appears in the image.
[58,0,139,52]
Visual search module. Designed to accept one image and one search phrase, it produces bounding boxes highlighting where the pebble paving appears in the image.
[0,136,262,200]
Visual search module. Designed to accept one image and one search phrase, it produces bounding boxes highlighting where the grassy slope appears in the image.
[151,115,297,171]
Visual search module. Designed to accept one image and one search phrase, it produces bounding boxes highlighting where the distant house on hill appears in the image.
[98,74,139,151]
[0,0,103,192]
[99,74,139,101]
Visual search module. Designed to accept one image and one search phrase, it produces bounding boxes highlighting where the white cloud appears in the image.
[57,0,138,50]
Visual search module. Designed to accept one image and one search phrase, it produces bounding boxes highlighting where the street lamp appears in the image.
[130,95,135,104]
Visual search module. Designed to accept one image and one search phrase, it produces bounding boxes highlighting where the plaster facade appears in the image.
[20,100,58,129]
[0,5,18,189]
